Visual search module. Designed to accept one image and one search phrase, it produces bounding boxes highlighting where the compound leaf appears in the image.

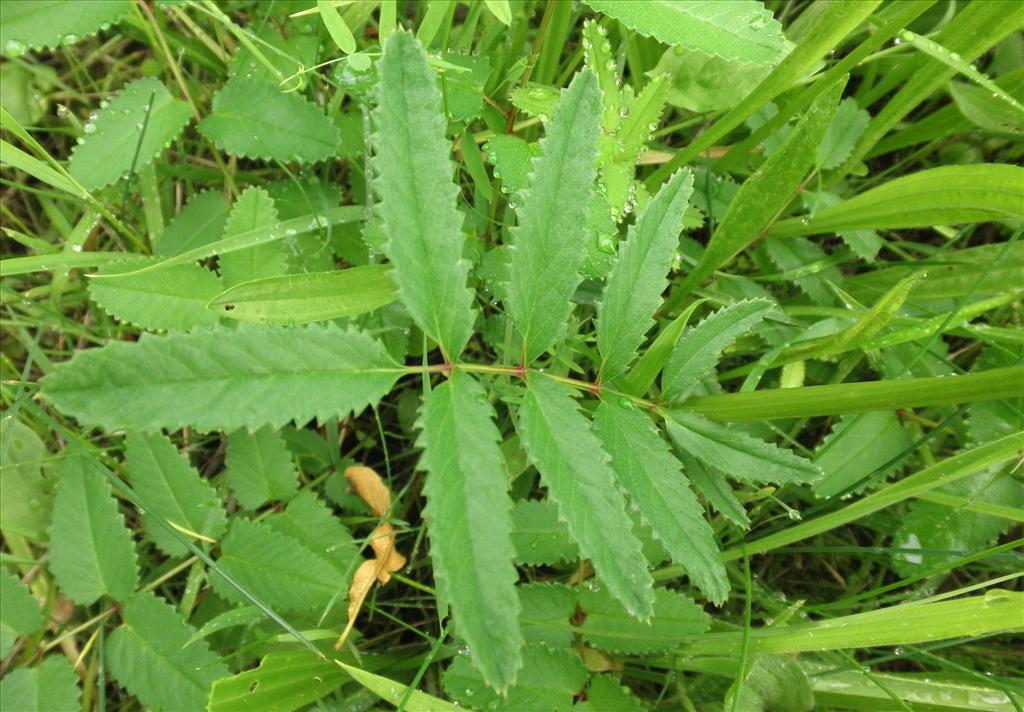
[583,0,786,66]
[41,325,401,433]
[125,432,227,557]
[88,257,224,331]
[107,592,229,712]
[665,410,820,484]
[68,78,191,191]
[519,376,654,619]
[418,371,523,691]
[662,298,774,401]
[508,70,602,364]
[198,78,340,163]
[0,0,130,56]
[47,448,138,605]
[578,584,710,654]
[373,31,475,359]
[597,169,694,382]
[218,187,287,288]
[0,655,79,712]
[264,491,358,575]
[225,426,299,510]
[211,518,340,612]
[444,644,587,711]
[593,400,728,603]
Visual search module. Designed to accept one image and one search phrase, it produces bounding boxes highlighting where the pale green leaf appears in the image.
[107,592,229,712]
[726,655,814,712]
[519,583,577,647]
[484,0,512,26]
[771,164,1024,237]
[679,78,845,293]
[219,187,287,288]
[0,139,82,197]
[318,0,356,53]
[209,266,396,324]
[0,568,43,658]
[510,499,579,566]
[47,448,138,605]
[337,659,461,711]
[597,169,694,381]
[623,299,705,396]
[950,80,1024,134]
[578,675,645,712]
[418,371,523,690]
[813,411,913,498]
[519,376,654,618]
[654,47,773,113]
[198,78,341,163]
[662,298,774,401]
[125,432,227,557]
[211,518,340,612]
[680,451,751,528]
[0,655,79,712]
[264,491,358,575]
[485,134,538,199]
[508,70,603,364]
[593,400,728,603]
[0,415,54,540]
[443,644,587,711]
[68,78,192,191]
[153,190,230,258]
[187,606,265,646]
[0,0,130,56]
[41,325,401,432]
[578,584,709,654]
[583,0,786,65]
[226,426,299,509]
[817,98,870,170]
[209,652,346,712]
[88,257,224,331]
[373,32,475,359]
[665,410,821,484]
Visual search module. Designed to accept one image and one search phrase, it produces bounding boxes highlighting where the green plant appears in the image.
[2,1,1023,710]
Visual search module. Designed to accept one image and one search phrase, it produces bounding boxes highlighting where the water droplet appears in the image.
[62,33,80,46]
[4,39,28,56]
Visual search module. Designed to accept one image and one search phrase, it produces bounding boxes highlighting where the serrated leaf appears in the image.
[662,298,774,401]
[418,372,522,690]
[106,592,229,712]
[265,491,358,575]
[0,568,43,658]
[623,299,705,396]
[597,169,694,381]
[817,98,869,170]
[209,266,397,324]
[198,78,340,163]
[519,376,654,618]
[212,518,341,612]
[443,644,588,711]
[967,345,1024,445]
[0,0,130,56]
[209,651,346,712]
[88,257,224,331]
[226,426,299,510]
[680,78,845,293]
[219,187,287,288]
[153,190,230,258]
[593,400,728,603]
[485,134,539,198]
[510,499,579,566]
[578,584,709,654]
[373,31,476,359]
[0,655,79,712]
[187,606,265,646]
[508,70,603,364]
[68,78,191,191]
[665,410,820,484]
[763,235,838,305]
[771,164,1024,237]
[578,675,645,712]
[519,583,577,647]
[41,324,401,432]
[812,412,914,499]
[47,448,138,605]
[584,0,786,65]
[680,452,751,528]
[893,467,1023,577]
[125,432,227,557]
[655,47,773,113]
[0,415,54,540]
